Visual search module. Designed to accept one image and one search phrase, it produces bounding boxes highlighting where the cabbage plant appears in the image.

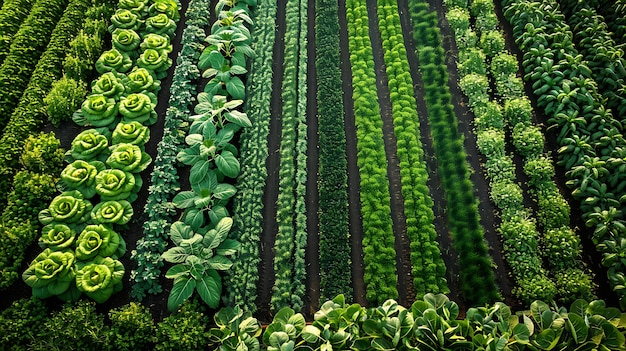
[39,224,77,251]
[22,249,76,300]
[137,48,172,79]
[140,33,172,53]
[143,13,176,37]
[119,92,157,125]
[106,143,151,173]
[149,0,181,21]
[123,67,160,93]
[91,72,126,99]
[91,200,134,225]
[162,217,240,311]
[57,160,106,198]
[38,190,93,227]
[109,8,143,31]
[95,48,133,74]
[66,129,110,162]
[112,121,150,146]
[73,94,119,127]
[75,224,126,261]
[95,169,139,201]
[119,0,149,17]
[112,28,141,54]
[75,256,124,303]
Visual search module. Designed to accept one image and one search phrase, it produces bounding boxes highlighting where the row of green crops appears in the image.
[315,0,351,301]
[502,0,626,308]
[596,0,626,48]
[408,0,498,305]
[21,0,181,303]
[4,293,625,350]
[0,0,69,138]
[161,0,255,311]
[446,0,594,304]
[0,0,36,65]
[345,0,398,305]
[557,0,626,123]
[224,0,274,312]
[271,0,308,312]
[130,0,211,301]
[376,0,448,297]
[0,0,114,289]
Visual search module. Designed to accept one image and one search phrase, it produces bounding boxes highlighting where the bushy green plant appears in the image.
[524,155,555,189]
[0,297,48,350]
[479,30,505,57]
[45,77,88,126]
[108,302,157,351]
[515,274,557,304]
[542,227,581,270]
[20,132,65,175]
[491,52,519,77]
[155,299,210,351]
[31,300,109,350]
[503,97,532,126]
[476,129,505,158]
[446,8,470,36]
[475,101,503,130]
[513,123,545,158]
[554,268,596,302]
[537,188,571,230]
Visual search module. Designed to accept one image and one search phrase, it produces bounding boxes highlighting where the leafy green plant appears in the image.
[75,256,124,303]
[112,28,141,54]
[20,132,65,175]
[91,200,134,225]
[39,223,77,251]
[91,71,126,99]
[38,190,92,227]
[109,8,143,31]
[57,160,104,198]
[119,92,158,125]
[162,217,240,311]
[0,297,48,349]
[112,121,150,146]
[95,48,133,74]
[123,67,160,93]
[262,307,308,351]
[106,143,151,173]
[108,302,157,351]
[95,168,139,201]
[155,299,209,351]
[202,50,247,99]
[143,13,177,37]
[75,224,125,260]
[22,248,76,300]
[73,93,119,127]
[45,77,88,126]
[137,48,172,79]
[207,306,262,351]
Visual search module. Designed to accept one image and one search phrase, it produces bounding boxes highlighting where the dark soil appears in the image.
[304,0,321,317]
[254,0,287,319]
[337,0,367,307]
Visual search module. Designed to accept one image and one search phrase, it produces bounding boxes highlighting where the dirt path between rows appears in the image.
[255,0,287,318]
[364,0,414,306]
[337,0,367,306]
[304,0,321,317]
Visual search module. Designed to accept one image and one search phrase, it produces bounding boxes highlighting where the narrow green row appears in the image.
[0,0,36,65]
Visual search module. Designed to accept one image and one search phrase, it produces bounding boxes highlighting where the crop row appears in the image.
[376,0,448,296]
[130,0,211,301]
[409,0,498,305]
[0,0,114,289]
[0,0,69,139]
[502,0,626,308]
[224,0,275,312]
[161,0,255,311]
[21,0,180,303]
[315,0,351,301]
[0,0,36,64]
[447,0,593,303]
[595,0,626,48]
[557,0,626,123]
[271,0,309,312]
[345,0,398,305]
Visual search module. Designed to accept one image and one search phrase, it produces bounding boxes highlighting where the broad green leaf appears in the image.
[162,246,188,263]
[215,150,240,178]
[185,133,203,146]
[225,110,252,128]
[190,160,211,185]
[196,269,222,309]
[226,76,246,99]
[209,50,225,70]
[172,191,196,209]
[165,264,189,279]
[567,312,588,344]
[215,127,235,147]
[216,239,240,256]
[512,323,530,344]
[168,277,196,312]
[302,325,320,343]
[209,205,229,223]
[206,255,233,270]
[230,65,247,75]
[177,147,201,165]
[602,322,625,349]
[532,328,561,350]
[215,217,234,242]
[170,221,194,244]
[184,208,205,231]
[213,183,237,199]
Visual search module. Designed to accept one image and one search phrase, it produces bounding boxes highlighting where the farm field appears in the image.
[1,0,626,348]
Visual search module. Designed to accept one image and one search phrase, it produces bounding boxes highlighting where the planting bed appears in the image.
[1,0,626,348]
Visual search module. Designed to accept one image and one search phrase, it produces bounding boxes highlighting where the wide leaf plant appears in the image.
[109,8,143,31]
[39,224,77,251]
[95,48,133,74]
[57,160,106,199]
[95,168,140,202]
[91,72,126,99]
[202,50,247,99]
[38,190,92,228]
[22,249,77,301]
[162,217,240,311]
[66,129,111,163]
[123,67,160,94]
[75,256,125,303]
[73,94,120,127]
[106,143,151,173]
[75,224,126,261]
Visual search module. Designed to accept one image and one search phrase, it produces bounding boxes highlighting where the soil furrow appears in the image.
[337,0,366,306]
[364,0,413,306]
[395,0,462,306]
[304,0,320,317]
[255,0,287,317]
[424,0,514,305]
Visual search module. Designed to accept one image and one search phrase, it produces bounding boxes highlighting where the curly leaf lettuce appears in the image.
[67,129,110,162]
[137,48,172,79]
[119,93,157,125]
[123,67,160,93]
[95,48,133,74]
[91,200,134,225]
[57,160,106,198]
[144,13,176,37]
[119,0,149,14]
[112,28,141,54]
[39,224,77,250]
[22,249,76,300]
[38,190,93,226]
[95,169,138,201]
[91,72,126,99]
[73,94,119,127]
[106,143,151,173]
[112,121,150,146]
[75,224,125,260]
[76,256,124,303]
[149,0,180,20]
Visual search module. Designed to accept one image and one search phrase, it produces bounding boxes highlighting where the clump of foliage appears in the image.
[108,302,157,351]
[45,77,88,126]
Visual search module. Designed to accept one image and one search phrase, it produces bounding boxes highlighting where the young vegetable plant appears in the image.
[161,217,241,311]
